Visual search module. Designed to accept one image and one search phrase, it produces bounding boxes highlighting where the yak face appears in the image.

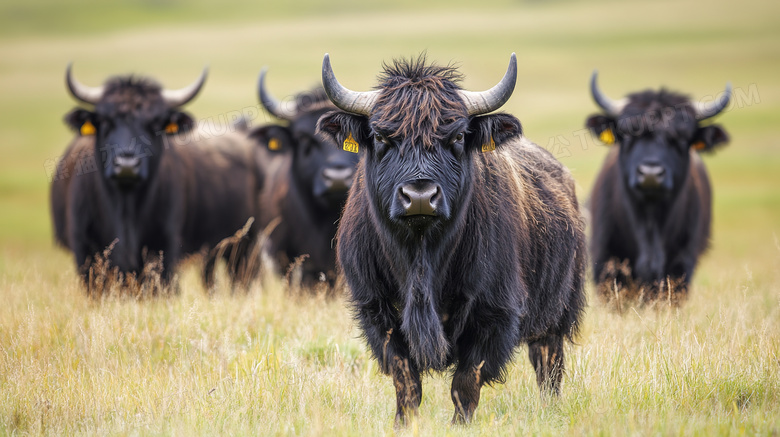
[587,90,729,202]
[318,56,522,239]
[252,88,359,210]
[65,77,195,190]
[63,66,205,191]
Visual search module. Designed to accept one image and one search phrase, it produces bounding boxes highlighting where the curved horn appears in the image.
[66,63,104,105]
[590,70,628,116]
[321,53,379,116]
[693,83,731,120]
[257,67,296,120]
[459,53,518,116]
[161,67,208,107]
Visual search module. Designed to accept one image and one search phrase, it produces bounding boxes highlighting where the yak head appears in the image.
[250,69,359,211]
[63,65,205,190]
[317,53,522,240]
[586,72,730,202]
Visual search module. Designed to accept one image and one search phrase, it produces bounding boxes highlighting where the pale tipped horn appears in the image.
[321,53,379,116]
[66,63,104,105]
[693,83,732,120]
[161,67,208,108]
[257,67,296,120]
[590,70,628,116]
[458,53,517,116]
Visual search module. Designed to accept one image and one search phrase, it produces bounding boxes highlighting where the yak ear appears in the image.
[64,108,96,135]
[248,125,293,153]
[316,110,370,154]
[691,124,729,153]
[163,110,195,135]
[586,114,618,145]
[466,113,522,153]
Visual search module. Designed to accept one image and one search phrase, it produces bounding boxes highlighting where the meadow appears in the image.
[1,0,779,434]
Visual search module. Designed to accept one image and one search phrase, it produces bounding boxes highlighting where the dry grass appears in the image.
[1,0,779,434]
[595,259,691,311]
[1,244,778,435]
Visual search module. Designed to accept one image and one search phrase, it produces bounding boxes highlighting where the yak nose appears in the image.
[113,155,141,178]
[398,180,441,216]
[637,163,666,189]
[322,165,354,192]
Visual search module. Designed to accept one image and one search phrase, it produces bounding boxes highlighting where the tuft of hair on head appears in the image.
[372,54,468,149]
[101,75,163,98]
[376,53,464,88]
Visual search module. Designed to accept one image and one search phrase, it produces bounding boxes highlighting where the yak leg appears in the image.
[391,356,422,426]
[451,361,485,424]
[202,252,218,293]
[528,334,564,396]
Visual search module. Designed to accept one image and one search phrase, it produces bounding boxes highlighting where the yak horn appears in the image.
[590,70,628,116]
[257,67,297,120]
[321,53,379,116]
[458,53,517,116]
[66,63,104,105]
[693,83,732,120]
[161,67,208,108]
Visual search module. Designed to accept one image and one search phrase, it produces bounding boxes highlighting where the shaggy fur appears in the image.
[318,56,586,424]
[372,56,467,149]
[250,87,359,290]
[586,88,730,305]
[51,75,261,294]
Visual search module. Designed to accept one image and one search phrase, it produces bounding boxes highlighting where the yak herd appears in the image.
[48,53,731,424]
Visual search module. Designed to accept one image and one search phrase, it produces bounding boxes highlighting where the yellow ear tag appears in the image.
[165,123,179,134]
[599,128,615,145]
[268,137,281,151]
[343,132,359,153]
[692,141,706,151]
[481,136,496,153]
[80,120,96,136]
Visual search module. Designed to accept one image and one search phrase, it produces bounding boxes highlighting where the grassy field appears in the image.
[1,0,779,434]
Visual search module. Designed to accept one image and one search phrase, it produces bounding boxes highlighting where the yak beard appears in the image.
[400,253,450,370]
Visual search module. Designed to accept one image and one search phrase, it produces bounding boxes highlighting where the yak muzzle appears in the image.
[398,180,441,217]
[636,163,666,190]
[322,165,354,193]
[112,155,142,180]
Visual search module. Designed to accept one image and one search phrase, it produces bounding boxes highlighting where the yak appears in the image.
[50,65,261,294]
[249,68,358,290]
[317,53,586,424]
[586,72,731,304]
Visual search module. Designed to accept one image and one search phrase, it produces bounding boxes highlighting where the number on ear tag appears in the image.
[481,136,496,153]
[343,132,359,153]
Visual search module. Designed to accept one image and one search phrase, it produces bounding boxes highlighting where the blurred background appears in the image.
[0,0,778,287]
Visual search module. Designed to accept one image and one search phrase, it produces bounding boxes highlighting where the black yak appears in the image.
[50,65,261,294]
[249,69,358,290]
[586,72,731,304]
[317,53,586,424]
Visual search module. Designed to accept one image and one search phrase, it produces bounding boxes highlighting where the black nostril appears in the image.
[398,186,412,209]
[430,186,441,207]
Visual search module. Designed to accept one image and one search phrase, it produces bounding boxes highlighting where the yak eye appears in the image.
[374,133,387,144]
[449,131,465,145]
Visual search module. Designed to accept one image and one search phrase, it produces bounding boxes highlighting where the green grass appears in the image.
[1,0,779,434]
